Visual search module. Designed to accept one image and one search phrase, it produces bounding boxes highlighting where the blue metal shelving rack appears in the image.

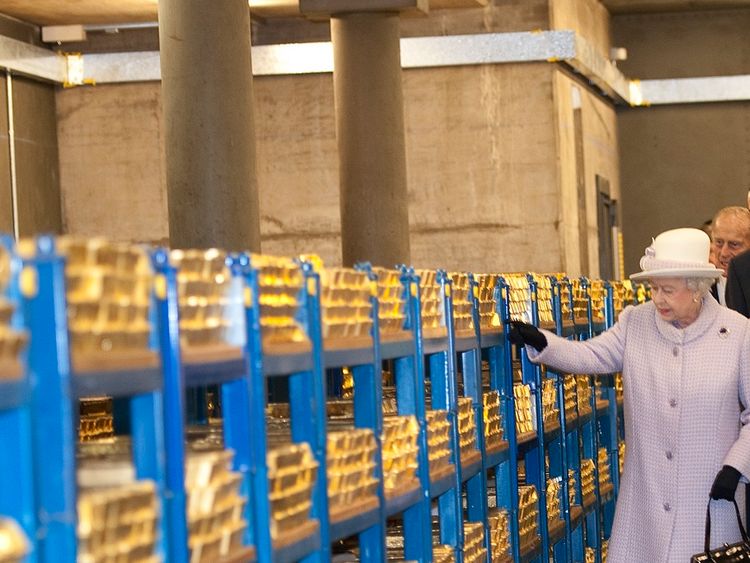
[449,274,489,556]
[357,265,432,562]
[152,250,256,563]
[550,276,586,563]
[239,256,322,563]
[0,238,36,562]
[317,265,386,563]
[21,236,169,562]
[478,276,515,562]
[420,271,464,560]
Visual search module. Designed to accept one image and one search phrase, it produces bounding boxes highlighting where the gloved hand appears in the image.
[710,465,742,501]
[508,321,548,352]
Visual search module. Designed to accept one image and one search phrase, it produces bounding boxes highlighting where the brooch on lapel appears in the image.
[719,327,729,339]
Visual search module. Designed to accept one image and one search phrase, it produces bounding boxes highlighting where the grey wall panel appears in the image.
[0,74,11,235]
[618,101,750,274]
[12,76,62,237]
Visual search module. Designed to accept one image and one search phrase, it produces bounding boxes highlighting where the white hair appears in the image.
[685,277,715,297]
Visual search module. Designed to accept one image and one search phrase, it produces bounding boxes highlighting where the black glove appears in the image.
[508,321,548,352]
[710,465,742,501]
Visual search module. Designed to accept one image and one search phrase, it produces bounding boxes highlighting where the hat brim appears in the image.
[629,267,722,281]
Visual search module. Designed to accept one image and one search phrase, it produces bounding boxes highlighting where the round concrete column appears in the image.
[331,12,411,268]
[158,0,261,251]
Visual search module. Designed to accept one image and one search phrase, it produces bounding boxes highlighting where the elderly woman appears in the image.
[510,228,750,562]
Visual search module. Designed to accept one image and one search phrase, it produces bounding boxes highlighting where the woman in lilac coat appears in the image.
[510,228,750,562]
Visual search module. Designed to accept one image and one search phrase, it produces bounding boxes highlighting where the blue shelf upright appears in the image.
[475,274,515,563]
[550,276,586,563]
[572,277,605,563]
[0,237,36,562]
[356,264,432,563]
[316,264,386,562]
[152,249,257,563]
[416,269,463,560]
[239,254,323,563]
[21,236,169,562]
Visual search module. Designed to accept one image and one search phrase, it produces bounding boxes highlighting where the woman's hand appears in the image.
[710,465,741,501]
[508,321,548,352]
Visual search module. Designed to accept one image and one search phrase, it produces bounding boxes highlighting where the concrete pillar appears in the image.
[331,12,411,268]
[158,0,261,251]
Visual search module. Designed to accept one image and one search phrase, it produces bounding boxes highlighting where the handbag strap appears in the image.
[704,498,750,555]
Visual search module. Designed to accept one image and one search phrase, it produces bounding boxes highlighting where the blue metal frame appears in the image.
[0,237,36,562]
[21,237,169,562]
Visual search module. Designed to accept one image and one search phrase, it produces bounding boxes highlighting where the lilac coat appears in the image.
[528,296,750,562]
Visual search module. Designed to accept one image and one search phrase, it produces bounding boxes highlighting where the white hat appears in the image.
[630,227,722,281]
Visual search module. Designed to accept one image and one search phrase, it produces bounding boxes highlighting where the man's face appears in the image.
[712,215,750,274]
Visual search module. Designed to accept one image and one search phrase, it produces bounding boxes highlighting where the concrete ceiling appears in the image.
[0,0,749,26]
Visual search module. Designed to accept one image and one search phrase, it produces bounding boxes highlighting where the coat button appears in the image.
[672,347,679,356]
[663,503,671,512]
[669,399,677,408]
[666,451,673,460]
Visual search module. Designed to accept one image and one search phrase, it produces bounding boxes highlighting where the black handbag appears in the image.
[691,499,750,562]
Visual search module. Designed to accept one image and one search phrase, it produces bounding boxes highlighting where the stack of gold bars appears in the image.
[563,375,577,421]
[518,485,539,548]
[503,274,532,324]
[457,397,478,458]
[0,246,26,375]
[558,278,572,320]
[598,447,612,493]
[372,267,407,335]
[576,376,593,415]
[449,273,473,332]
[529,274,554,327]
[433,545,455,563]
[571,279,588,324]
[171,248,231,348]
[615,372,624,404]
[514,384,535,437]
[462,521,487,563]
[611,281,626,317]
[475,274,500,330]
[0,517,29,563]
[60,237,152,356]
[580,459,596,501]
[487,508,511,562]
[426,410,452,476]
[541,379,559,428]
[589,280,606,324]
[79,397,114,442]
[546,478,563,524]
[416,270,443,330]
[381,415,420,493]
[483,391,504,450]
[622,280,635,306]
[248,254,306,346]
[318,267,373,339]
[266,443,317,539]
[602,539,609,562]
[185,450,248,561]
[585,547,596,563]
[568,469,578,506]
[619,441,626,475]
[77,481,158,563]
[326,429,378,512]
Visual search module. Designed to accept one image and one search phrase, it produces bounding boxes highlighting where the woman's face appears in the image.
[648,277,702,327]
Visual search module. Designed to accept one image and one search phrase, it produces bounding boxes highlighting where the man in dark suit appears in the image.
[726,250,750,315]
[710,206,750,304]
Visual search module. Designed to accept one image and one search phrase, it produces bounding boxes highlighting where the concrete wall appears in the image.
[405,63,562,273]
[56,82,167,244]
[613,8,750,274]
[553,69,620,278]
[14,76,62,237]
